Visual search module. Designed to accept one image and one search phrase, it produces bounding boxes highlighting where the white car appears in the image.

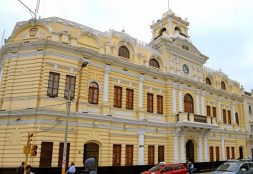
[213,160,253,174]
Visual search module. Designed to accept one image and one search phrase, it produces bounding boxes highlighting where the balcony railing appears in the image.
[177,112,217,125]
[194,114,207,123]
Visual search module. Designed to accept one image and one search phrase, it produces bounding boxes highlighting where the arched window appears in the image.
[184,93,194,113]
[118,46,130,59]
[149,59,160,68]
[235,112,239,125]
[159,28,166,36]
[175,26,182,33]
[88,82,99,104]
[206,78,212,85]
[221,81,226,90]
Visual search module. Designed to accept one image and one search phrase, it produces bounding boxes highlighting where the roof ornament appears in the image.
[163,0,174,17]
[121,27,125,33]
[168,0,170,11]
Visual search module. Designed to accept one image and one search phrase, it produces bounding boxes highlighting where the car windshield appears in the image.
[148,165,164,172]
[216,163,240,172]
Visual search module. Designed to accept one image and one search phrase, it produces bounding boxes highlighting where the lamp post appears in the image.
[61,61,88,174]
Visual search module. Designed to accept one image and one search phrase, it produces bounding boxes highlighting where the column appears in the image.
[221,136,225,161]
[103,65,111,104]
[198,132,203,162]
[138,75,144,110]
[196,92,200,114]
[201,92,205,115]
[181,131,185,163]
[204,132,208,161]
[172,83,177,113]
[138,131,145,165]
[174,133,179,163]
[179,85,183,112]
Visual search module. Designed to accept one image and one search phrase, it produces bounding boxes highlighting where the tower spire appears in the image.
[168,0,170,11]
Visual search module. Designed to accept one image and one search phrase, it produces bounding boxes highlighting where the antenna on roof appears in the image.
[35,0,40,19]
[18,0,40,19]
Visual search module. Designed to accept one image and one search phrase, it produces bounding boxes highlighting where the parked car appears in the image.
[213,160,253,174]
[141,163,188,174]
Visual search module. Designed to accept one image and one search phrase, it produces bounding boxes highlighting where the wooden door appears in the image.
[113,145,121,166]
[125,145,133,166]
[40,142,53,167]
[148,145,154,165]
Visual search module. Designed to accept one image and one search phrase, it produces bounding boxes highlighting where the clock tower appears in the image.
[150,9,208,82]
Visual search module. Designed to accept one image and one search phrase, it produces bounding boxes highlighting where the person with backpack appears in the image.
[84,158,96,174]
[16,162,24,174]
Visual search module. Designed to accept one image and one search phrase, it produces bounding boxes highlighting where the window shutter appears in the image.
[209,146,214,162]
[47,72,60,97]
[223,109,227,123]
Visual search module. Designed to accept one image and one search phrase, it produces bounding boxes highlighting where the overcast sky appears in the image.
[0,0,252,91]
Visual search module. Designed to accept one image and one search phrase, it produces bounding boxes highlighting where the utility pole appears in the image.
[61,61,88,174]
[24,132,33,174]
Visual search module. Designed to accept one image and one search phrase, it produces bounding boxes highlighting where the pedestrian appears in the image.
[16,162,25,174]
[188,161,194,174]
[25,165,35,174]
[84,158,96,174]
[66,162,76,174]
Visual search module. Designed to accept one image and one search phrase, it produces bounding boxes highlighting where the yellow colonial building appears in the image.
[0,9,249,169]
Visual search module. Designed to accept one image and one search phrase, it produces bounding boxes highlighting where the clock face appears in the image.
[182,64,189,75]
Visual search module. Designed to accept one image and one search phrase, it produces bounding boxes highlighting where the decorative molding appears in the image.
[1,40,243,100]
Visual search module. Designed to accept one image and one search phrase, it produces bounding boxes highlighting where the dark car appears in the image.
[141,163,187,174]
[213,160,253,174]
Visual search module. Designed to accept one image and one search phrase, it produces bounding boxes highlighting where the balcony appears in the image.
[248,134,253,142]
[176,112,217,129]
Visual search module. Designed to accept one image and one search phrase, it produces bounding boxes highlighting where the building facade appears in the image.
[244,90,253,158]
[0,9,249,168]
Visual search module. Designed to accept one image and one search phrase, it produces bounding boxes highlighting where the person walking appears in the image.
[25,165,35,174]
[188,161,195,174]
[84,158,96,174]
[66,162,76,174]
[16,162,25,174]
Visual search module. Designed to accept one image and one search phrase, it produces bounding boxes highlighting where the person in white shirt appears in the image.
[66,162,76,174]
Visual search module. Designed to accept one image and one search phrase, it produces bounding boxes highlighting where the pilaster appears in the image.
[138,131,145,165]
[179,85,183,112]
[101,65,111,115]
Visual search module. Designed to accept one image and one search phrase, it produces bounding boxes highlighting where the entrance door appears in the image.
[84,143,99,167]
[40,142,53,167]
[239,146,243,159]
[186,140,194,162]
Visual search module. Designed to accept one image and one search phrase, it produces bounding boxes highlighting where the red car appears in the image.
[141,163,188,174]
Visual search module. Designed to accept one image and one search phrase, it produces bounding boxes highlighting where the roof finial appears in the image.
[121,26,125,33]
[168,0,170,11]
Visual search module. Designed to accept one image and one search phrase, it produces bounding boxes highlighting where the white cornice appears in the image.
[0,109,246,136]
[0,109,175,128]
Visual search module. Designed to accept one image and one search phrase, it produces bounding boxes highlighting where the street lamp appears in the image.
[61,61,88,174]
